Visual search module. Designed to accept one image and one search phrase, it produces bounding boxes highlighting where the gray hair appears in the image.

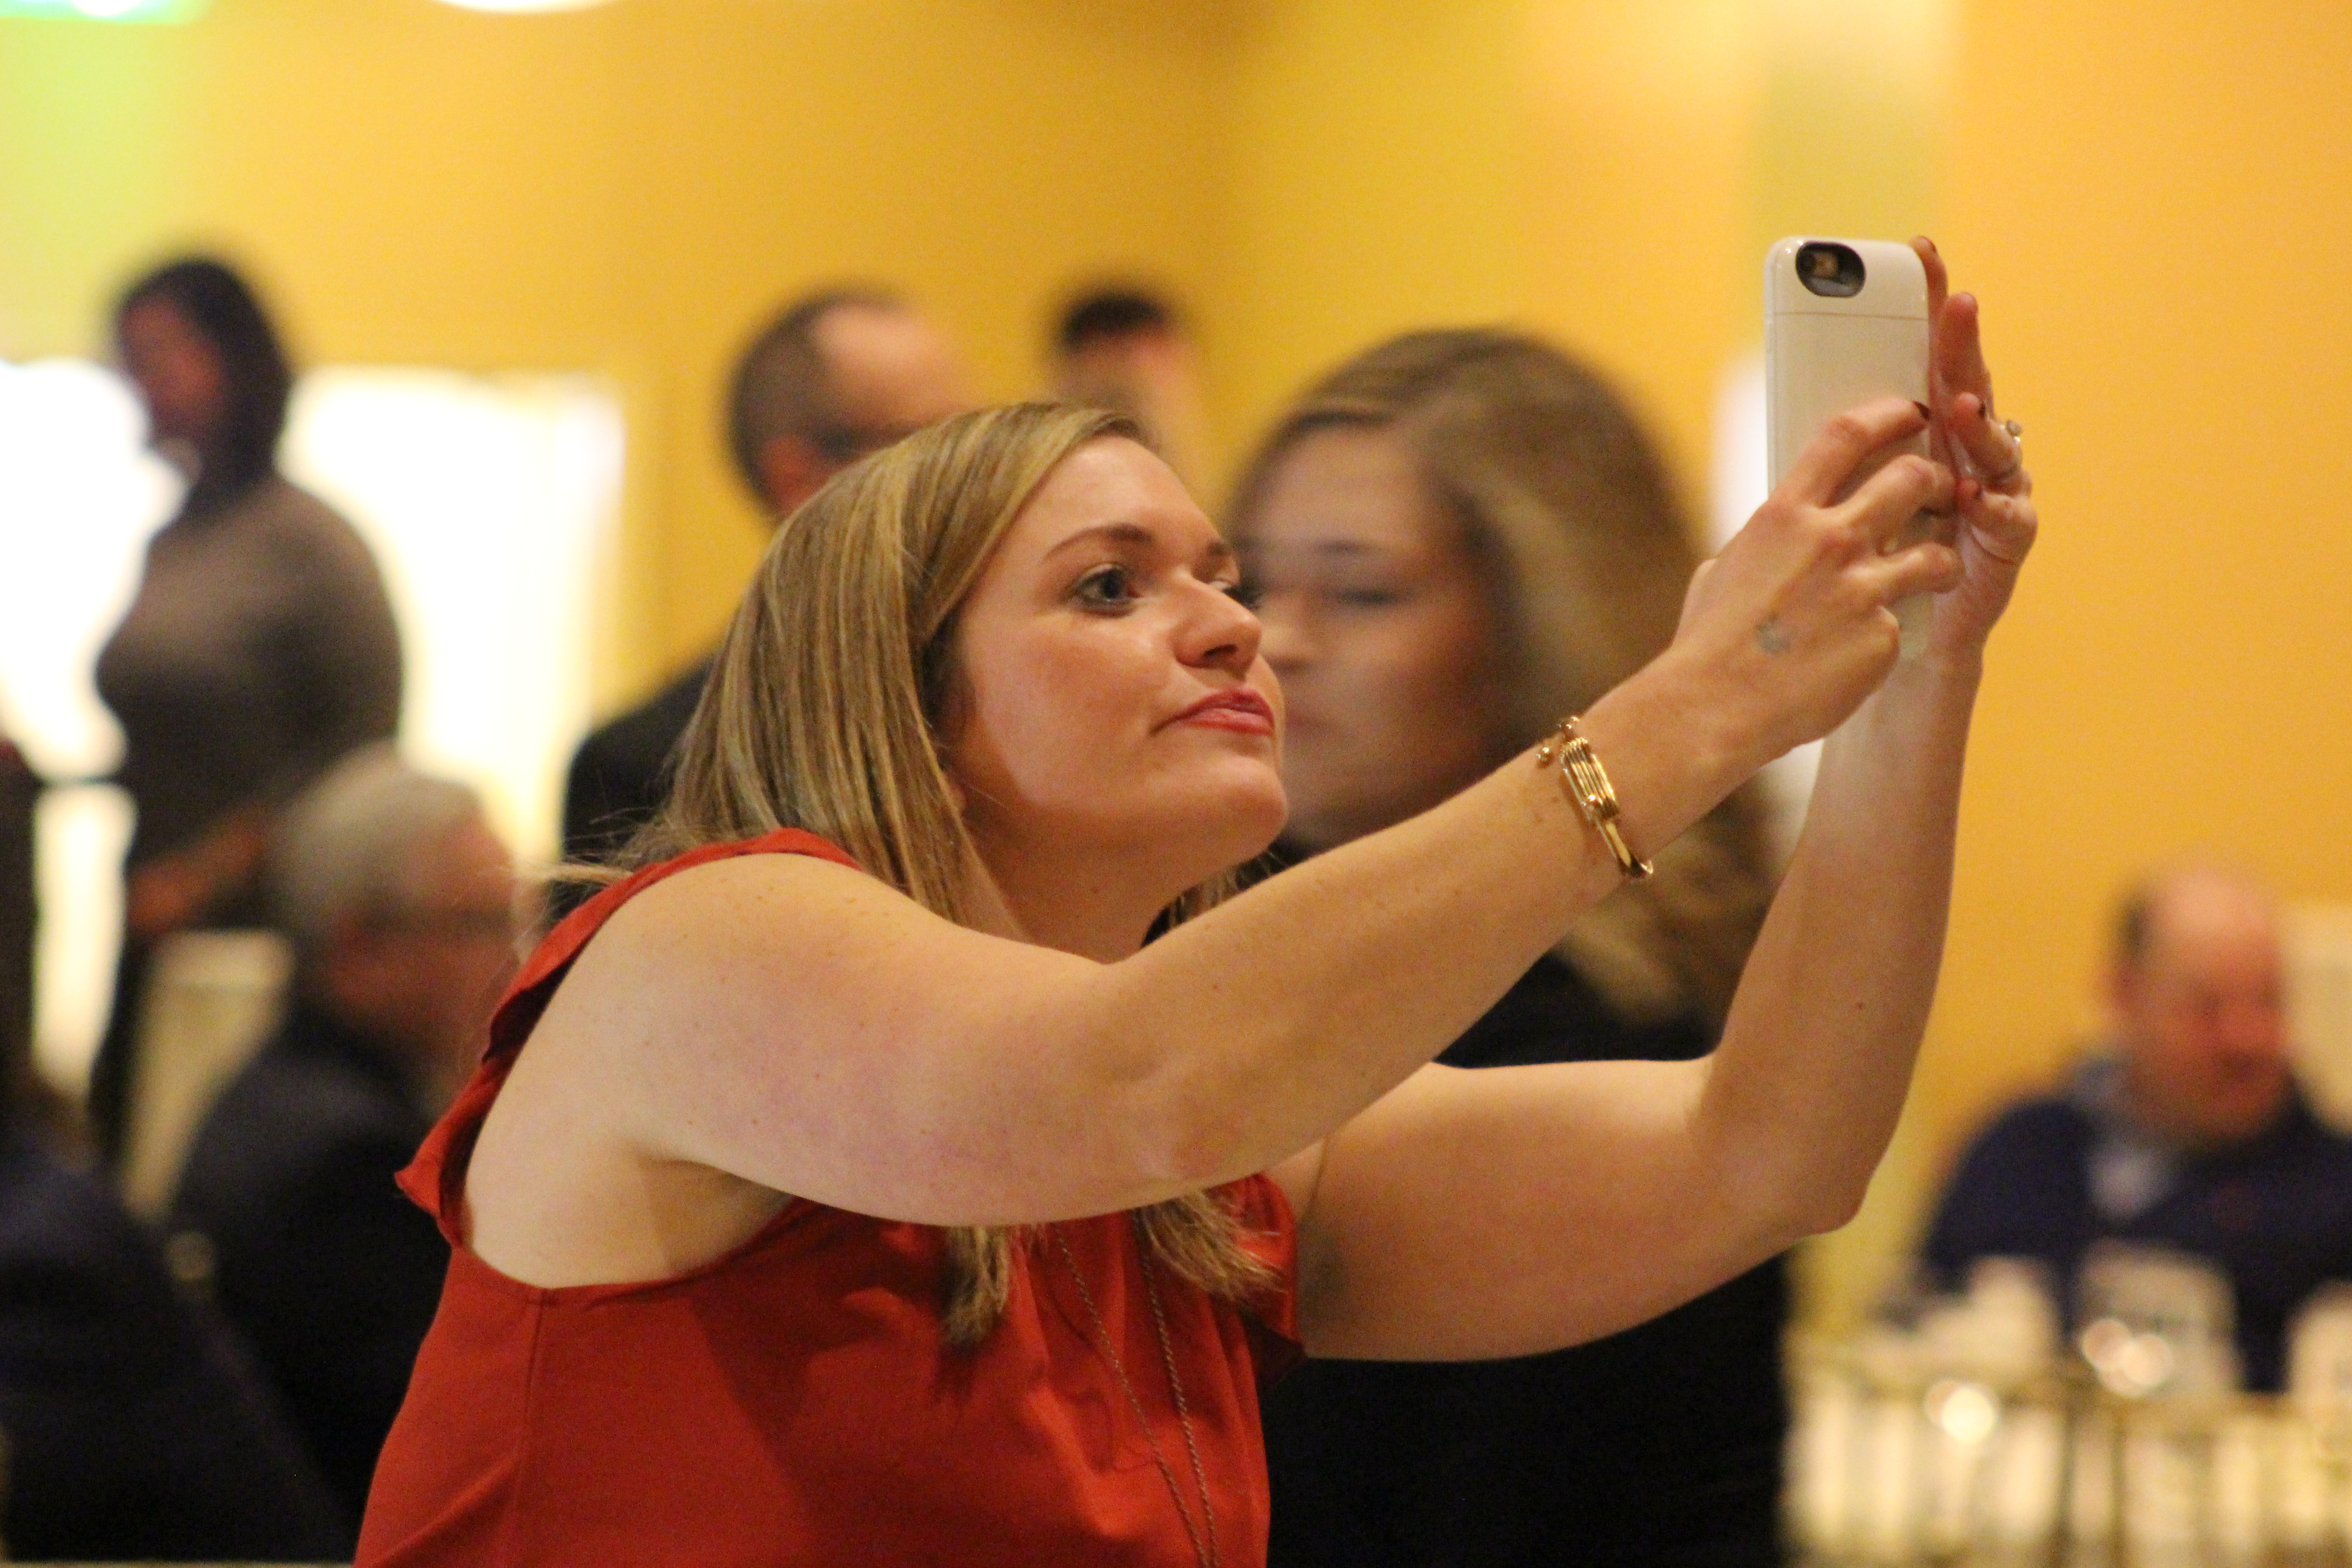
[271,745,484,960]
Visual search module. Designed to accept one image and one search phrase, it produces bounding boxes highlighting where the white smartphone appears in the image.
[1764,236,1935,654]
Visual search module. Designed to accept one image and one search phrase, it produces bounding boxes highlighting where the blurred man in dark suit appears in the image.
[172,745,518,1523]
[561,289,970,868]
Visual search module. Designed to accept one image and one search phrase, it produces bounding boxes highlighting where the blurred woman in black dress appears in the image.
[1235,329,1786,1566]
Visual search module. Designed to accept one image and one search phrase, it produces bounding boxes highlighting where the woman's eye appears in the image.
[1224,579,1264,611]
[1073,564,1139,609]
[1335,587,1403,609]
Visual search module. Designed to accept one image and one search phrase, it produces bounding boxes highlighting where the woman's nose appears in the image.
[1180,580,1264,673]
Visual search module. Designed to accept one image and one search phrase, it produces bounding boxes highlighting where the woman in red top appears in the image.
[363,243,2037,1566]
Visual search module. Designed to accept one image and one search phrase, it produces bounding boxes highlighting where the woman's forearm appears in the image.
[1106,653,1755,1188]
[1692,648,1981,1240]
[1274,651,1987,1357]
[594,402,1970,1224]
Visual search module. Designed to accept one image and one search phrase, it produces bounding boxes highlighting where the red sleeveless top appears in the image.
[358,829,1300,1568]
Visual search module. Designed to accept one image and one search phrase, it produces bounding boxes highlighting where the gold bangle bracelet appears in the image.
[1534,716,1654,881]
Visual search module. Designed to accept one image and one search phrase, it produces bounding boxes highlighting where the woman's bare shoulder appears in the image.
[463,853,876,1283]
[562,848,937,1007]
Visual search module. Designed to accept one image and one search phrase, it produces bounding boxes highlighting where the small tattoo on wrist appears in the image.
[1755,617,1793,655]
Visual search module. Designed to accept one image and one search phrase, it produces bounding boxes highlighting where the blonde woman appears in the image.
[1231,329,1784,1566]
[360,244,2035,1567]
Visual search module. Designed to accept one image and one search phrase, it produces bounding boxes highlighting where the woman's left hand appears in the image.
[1915,236,2039,661]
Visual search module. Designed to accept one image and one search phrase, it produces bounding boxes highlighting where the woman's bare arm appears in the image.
[485,397,1961,1238]
[1274,647,1983,1359]
[1274,247,2038,1357]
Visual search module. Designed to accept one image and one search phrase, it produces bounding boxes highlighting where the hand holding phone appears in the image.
[1765,238,1940,655]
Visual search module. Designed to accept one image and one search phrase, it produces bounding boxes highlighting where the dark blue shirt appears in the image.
[1922,1071,2352,1392]
[0,1120,346,1558]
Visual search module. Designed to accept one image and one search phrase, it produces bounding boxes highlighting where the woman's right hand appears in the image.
[1666,397,1961,774]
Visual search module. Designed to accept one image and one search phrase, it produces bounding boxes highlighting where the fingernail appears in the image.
[1912,401,1932,421]
[1917,235,1939,255]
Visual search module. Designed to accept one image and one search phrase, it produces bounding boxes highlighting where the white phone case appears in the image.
[1764,237,1935,653]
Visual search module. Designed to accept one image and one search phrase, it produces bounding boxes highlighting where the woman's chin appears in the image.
[1158,771,1289,879]
[1221,767,1289,839]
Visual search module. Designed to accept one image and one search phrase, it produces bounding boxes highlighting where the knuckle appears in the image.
[1901,456,1949,495]
[1809,519,1858,564]
[1825,410,1874,447]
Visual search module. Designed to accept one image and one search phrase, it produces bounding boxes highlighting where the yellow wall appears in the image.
[1862,0,2352,1323]
[1208,0,2352,1330]
[1,0,1237,700]
[8,0,2352,1325]
[1208,0,1950,521]
[1204,0,1530,477]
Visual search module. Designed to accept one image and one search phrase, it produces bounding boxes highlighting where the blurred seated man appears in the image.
[0,724,344,1559]
[171,746,518,1527]
[561,287,970,866]
[1923,863,2352,1390]
[0,1125,348,1561]
[0,1072,343,1561]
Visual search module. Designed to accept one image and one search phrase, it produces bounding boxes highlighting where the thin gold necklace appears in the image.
[1052,1218,1222,1568]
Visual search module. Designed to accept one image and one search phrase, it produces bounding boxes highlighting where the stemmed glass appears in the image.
[2288,1285,2352,1564]
[2073,1243,2239,1565]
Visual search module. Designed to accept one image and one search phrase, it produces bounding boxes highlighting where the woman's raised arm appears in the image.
[482,393,1957,1249]
[1275,241,2038,1360]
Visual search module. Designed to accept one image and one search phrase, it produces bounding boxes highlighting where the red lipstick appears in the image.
[1169,689,1276,736]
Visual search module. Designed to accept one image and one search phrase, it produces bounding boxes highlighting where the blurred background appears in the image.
[2,0,2348,1340]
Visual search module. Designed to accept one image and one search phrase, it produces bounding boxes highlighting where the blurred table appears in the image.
[1789,1338,2352,1566]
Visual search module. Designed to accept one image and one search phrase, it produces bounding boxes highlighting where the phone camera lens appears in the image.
[1795,242,1866,299]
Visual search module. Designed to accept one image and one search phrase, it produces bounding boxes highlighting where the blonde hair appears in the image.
[629,402,1267,1344]
[1230,330,1774,1025]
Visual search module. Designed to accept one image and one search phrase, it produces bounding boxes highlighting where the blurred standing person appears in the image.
[92,256,403,1165]
[171,747,518,1531]
[1232,330,1786,1567]
[561,288,970,867]
[1048,285,1209,490]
